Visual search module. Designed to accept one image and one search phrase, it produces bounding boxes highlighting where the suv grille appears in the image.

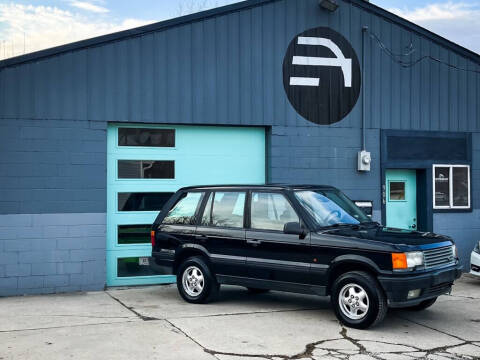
[424,246,455,269]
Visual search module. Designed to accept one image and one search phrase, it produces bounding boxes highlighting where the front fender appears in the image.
[330,254,383,274]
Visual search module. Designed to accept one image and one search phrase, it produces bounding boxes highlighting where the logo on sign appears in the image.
[283,27,361,125]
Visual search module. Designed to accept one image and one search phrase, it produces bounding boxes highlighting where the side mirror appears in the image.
[284,222,307,239]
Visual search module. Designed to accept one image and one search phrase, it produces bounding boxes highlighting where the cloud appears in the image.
[0,3,155,60]
[70,1,109,13]
[388,2,480,54]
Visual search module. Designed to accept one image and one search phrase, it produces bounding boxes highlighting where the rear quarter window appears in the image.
[162,192,204,225]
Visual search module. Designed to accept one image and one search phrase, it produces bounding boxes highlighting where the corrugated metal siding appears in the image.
[0,0,479,130]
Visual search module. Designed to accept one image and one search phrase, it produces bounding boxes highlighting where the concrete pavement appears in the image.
[0,275,479,360]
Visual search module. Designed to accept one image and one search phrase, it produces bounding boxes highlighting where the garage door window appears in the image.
[117,257,165,277]
[118,128,175,147]
[433,165,470,209]
[118,192,174,212]
[118,160,174,179]
[117,225,151,244]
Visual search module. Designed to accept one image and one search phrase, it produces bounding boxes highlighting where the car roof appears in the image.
[178,184,338,191]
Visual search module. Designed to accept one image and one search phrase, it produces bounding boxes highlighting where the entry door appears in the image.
[386,169,417,230]
[107,124,265,286]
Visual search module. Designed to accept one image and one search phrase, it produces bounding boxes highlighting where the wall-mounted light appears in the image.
[319,0,339,12]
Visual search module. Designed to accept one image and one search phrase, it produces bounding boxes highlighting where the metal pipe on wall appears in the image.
[362,25,368,151]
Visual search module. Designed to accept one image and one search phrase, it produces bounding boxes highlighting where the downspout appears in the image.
[362,25,368,151]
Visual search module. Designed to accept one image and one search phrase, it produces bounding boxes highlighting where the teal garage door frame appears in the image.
[107,124,266,286]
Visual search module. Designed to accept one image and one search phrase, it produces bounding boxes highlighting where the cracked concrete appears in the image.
[0,275,479,360]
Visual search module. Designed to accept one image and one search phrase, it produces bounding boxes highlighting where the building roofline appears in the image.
[347,0,480,64]
[0,0,277,69]
[1,0,478,69]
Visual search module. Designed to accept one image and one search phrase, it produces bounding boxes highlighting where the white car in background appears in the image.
[471,241,480,276]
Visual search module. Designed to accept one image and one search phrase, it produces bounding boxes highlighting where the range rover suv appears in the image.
[151,185,462,329]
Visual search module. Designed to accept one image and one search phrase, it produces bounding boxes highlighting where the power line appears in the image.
[367,29,480,75]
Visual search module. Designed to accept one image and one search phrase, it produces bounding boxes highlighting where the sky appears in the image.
[0,0,479,60]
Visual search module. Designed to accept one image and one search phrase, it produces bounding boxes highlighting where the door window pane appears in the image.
[118,160,174,179]
[118,225,151,244]
[251,192,299,231]
[389,182,405,201]
[117,257,168,277]
[163,192,204,225]
[434,167,450,207]
[118,192,174,212]
[453,167,469,207]
[118,128,175,147]
[211,192,246,228]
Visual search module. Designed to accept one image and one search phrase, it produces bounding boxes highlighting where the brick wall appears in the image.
[269,126,381,209]
[0,119,106,214]
[0,213,106,296]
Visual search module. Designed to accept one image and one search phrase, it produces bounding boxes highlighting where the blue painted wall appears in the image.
[0,0,479,295]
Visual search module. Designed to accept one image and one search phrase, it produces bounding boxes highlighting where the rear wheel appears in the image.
[177,256,219,304]
[404,297,437,311]
[246,287,270,294]
[331,271,387,329]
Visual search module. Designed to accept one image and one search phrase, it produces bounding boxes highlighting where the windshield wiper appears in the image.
[318,223,360,231]
[318,222,380,232]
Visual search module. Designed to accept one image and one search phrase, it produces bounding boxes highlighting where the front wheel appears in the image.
[177,256,219,304]
[331,271,387,329]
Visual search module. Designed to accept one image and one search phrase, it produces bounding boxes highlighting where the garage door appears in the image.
[106,124,266,286]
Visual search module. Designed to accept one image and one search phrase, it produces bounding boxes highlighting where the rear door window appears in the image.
[210,192,246,228]
[162,192,204,225]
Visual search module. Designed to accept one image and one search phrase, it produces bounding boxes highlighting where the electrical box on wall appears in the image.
[354,201,373,217]
[358,150,371,172]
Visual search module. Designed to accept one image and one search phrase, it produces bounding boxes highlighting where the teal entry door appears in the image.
[107,124,266,286]
[385,169,417,230]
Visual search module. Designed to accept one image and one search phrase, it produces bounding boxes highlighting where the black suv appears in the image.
[152,185,462,329]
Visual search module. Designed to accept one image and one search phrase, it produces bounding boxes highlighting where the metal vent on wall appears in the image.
[387,136,468,161]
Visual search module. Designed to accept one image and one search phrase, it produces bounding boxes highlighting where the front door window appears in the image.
[251,192,299,231]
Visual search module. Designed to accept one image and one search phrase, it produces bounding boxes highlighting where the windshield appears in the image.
[294,190,370,228]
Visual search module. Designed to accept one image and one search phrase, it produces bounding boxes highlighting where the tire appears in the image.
[331,271,388,329]
[176,256,220,304]
[246,287,270,294]
[404,297,437,311]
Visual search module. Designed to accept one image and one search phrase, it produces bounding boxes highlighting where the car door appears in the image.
[195,191,248,277]
[246,191,311,284]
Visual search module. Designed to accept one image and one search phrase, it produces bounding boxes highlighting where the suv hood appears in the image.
[318,224,452,247]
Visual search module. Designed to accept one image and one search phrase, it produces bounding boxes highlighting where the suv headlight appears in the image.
[474,241,480,254]
[392,251,424,270]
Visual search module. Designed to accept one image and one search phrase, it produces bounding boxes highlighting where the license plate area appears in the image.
[139,257,150,266]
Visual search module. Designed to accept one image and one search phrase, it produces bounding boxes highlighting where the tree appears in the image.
[177,0,220,16]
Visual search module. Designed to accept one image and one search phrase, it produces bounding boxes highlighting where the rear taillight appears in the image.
[150,230,155,247]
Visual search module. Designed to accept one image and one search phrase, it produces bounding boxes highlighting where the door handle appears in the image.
[246,239,262,246]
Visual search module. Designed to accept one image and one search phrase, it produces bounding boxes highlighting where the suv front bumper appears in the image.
[378,264,463,308]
